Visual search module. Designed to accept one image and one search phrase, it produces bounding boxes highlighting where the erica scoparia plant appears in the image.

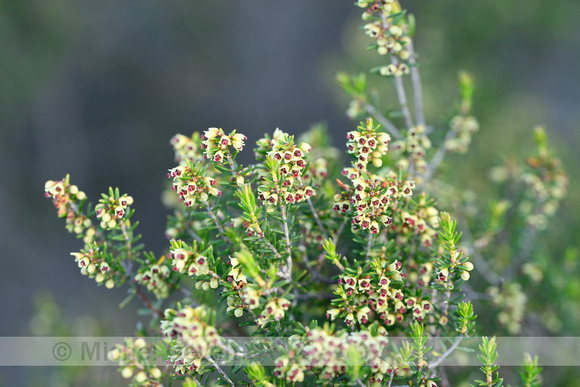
[45,1,567,386]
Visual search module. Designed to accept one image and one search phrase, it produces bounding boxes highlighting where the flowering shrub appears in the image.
[45,1,568,386]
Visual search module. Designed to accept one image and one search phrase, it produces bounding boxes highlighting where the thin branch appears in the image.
[316,218,347,270]
[298,174,329,239]
[119,220,134,274]
[505,205,543,279]
[428,335,464,369]
[356,378,367,387]
[390,56,414,129]
[308,197,329,239]
[220,341,275,359]
[421,129,456,187]
[280,204,293,282]
[134,285,163,319]
[365,232,373,260]
[462,282,493,301]
[299,246,335,285]
[255,226,283,260]
[119,221,133,259]
[363,102,404,141]
[186,227,203,244]
[205,356,235,387]
[387,370,395,387]
[458,214,502,285]
[407,40,425,127]
[379,11,413,129]
[203,200,230,245]
[225,154,239,177]
[296,292,335,300]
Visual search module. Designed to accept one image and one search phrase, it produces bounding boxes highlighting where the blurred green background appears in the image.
[0,0,578,385]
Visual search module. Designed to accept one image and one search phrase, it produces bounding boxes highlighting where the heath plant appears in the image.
[45,1,568,386]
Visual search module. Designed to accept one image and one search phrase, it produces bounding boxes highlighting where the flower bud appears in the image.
[134,371,147,383]
[121,367,133,379]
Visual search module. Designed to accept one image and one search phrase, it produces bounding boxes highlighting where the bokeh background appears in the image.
[1,0,579,385]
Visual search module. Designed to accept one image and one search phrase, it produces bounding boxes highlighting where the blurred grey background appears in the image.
[1,0,579,385]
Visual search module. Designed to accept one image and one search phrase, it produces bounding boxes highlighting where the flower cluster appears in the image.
[379,62,410,77]
[108,338,163,386]
[95,191,134,229]
[390,125,432,173]
[302,157,329,188]
[167,240,210,277]
[520,126,568,229]
[45,176,95,242]
[328,259,433,328]
[70,244,118,289]
[135,259,172,299]
[443,71,478,154]
[168,163,220,207]
[334,169,415,234]
[332,119,416,235]
[170,133,204,165]
[389,193,439,247]
[257,297,291,326]
[224,255,291,326]
[407,262,434,288]
[253,128,284,161]
[445,115,479,154]
[346,118,391,169]
[161,306,221,375]
[256,129,315,206]
[201,127,246,163]
[225,256,255,317]
[488,283,527,334]
[358,0,411,61]
[274,325,390,384]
